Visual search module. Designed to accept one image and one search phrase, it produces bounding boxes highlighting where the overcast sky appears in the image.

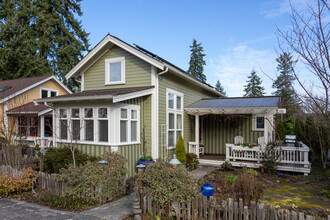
[80,0,315,97]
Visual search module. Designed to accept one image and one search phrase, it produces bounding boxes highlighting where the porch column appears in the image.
[264,114,272,144]
[40,115,45,148]
[195,115,199,157]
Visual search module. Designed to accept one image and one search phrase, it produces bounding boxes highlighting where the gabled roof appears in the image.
[35,86,154,103]
[0,75,72,103]
[65,34,223,97]
[186,96,281,109]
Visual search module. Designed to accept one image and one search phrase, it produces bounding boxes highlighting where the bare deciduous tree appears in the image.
[277,0,329,168]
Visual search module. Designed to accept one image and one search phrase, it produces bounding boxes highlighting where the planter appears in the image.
[137,158,155,168]
[34,150,41,156]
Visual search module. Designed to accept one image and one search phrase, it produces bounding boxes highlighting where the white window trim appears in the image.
[71,108,81,141]
[120,107,140,145]
[105,57,125,85]
[58,108,69,140]
[252,114,265,131]
[166,88,184,149]
[40,87,59,98]
[97,107,110,143]
[83,107,94,142]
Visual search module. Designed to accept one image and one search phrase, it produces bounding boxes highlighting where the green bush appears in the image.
[50,195,98,210]
[136,160,198,206]
[225,174,237,185]
[276,119,285,140]
[186,153,199,170]
[175,135,186,163]
[263,145,278,175]
[44,147,100,173]
[247,168,258,176]
[57,152,127,204]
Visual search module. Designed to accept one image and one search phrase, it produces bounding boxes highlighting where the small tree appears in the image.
[187,39,207,83]
[175,135,186,163]
[243,69,265,97]
[272,52,300,114]
[215,79,227,95]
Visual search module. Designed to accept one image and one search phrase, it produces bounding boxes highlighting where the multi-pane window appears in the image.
[120,109,128,142]
[131,110,138,142]
[41,88,58,98]
[167,90,183,148]
[17,116,38,137]
[256,117,265,129]
[105,57,125,85]
[84,108,94,141]
[59,109,68,140]
[71,108,80,141]
[98,108,108,142]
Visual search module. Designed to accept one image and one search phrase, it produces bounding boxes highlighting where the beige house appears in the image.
[0,75,71,147]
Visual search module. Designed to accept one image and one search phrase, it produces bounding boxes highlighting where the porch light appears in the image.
[169,154,181,168]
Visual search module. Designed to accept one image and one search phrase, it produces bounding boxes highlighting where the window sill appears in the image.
[105,82,125,86]
[167,146,176,150]
[57,140,141,146]
[252,128,264,131]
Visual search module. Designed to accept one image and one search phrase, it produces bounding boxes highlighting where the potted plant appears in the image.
[34,144,41,156]
[137,155,155,166]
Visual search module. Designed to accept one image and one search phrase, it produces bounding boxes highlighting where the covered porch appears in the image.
[185,97,311,175]
[6,102,54,149]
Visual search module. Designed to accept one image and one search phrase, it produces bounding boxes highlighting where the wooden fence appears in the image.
[138,191,329,220]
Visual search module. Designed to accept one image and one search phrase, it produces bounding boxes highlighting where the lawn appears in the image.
[200,165,330,218]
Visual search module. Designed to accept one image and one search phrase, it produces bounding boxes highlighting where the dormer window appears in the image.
[105,57,125,85]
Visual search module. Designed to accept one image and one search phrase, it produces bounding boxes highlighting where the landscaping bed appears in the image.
[199,165,330,218]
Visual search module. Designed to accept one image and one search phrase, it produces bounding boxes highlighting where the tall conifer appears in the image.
[243,69,265,97]
[215,80,226,95]
[187,39,207,83]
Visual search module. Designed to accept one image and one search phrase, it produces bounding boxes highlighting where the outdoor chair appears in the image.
[234,136,244,145]
[258,136,266,150]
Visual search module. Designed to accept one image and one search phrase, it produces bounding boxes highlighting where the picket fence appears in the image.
[138,191,329,220]
[0,165,113,203]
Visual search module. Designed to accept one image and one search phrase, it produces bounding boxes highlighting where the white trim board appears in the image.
[0,76,72,103]
[65,34,165,79]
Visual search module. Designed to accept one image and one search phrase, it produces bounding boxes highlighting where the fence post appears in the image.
[250,201,256,220]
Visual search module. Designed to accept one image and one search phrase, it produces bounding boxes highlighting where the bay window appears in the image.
[59,109,68,140]
[98,108,108,142]
[167,89,183,148]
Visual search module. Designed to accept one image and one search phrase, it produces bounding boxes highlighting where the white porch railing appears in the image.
[13,136,53,148]
[188,142,204,158]
[225,143,311,175]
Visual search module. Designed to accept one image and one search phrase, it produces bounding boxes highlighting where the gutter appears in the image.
[158,67,169,76]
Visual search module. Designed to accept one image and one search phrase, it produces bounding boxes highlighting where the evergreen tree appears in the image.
[215,80,226,95]
[0,0,90,90]
[187,39,207,83]
[243,69,265,97]
[272,52,300,114]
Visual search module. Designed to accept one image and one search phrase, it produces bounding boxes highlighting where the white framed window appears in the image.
[59,108,68,140]
[97,107,108,142]
[131,109,138,142]
[105,57,125,85]
[166,89,184,148]
[252,115,265,131]
[120,108,128,143]
[71,108,80,141]
[84,108,94,141]
[40,87,59,98]
[17,116,39,137]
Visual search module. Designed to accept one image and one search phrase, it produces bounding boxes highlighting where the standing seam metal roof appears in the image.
[186,97,281,109]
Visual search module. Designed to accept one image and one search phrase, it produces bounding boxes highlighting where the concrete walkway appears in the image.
[0,198,97,220]
[81,193,134,220]
[190,165,217,179]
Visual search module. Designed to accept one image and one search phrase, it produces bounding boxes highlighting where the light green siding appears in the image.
[158,72,218,158]
[202,115,264,154]
[84,46,152,90]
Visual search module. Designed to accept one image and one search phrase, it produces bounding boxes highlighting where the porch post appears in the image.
[40,115,45,148]
[195,115,199,157]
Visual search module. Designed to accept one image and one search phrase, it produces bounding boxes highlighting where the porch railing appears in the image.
[226,143,311,168]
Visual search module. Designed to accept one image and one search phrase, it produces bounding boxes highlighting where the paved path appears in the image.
[81,193,134,220]
[190,165,217,179]
[0,198,98,220]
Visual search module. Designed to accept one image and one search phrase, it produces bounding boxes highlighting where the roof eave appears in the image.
[165,64,224,97]
[185,107,279,115]
[65,35,165,80]
[35,94,114,103]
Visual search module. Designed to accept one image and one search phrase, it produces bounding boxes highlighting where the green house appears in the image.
[36,35,310,176]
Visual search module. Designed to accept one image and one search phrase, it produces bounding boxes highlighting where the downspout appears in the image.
[158,67,169,76]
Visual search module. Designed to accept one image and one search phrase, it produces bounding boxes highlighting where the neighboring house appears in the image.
[35,34,310,176]
[0,75,71,147]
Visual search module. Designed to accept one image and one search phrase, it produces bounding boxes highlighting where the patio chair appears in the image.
[258,136,266,149]
[234,136,244,145]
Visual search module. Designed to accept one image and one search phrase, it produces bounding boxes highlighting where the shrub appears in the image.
[219,161,234,171]
[44,147,100,173]
[234,168,265,203]
[57,152,127,204]
[263,145,278,175]
[136,160,198,206]
[50,195,98,210]
[247,168,258,176]
[176,135,186,163]
[0,168,38,196]
[276,120,285,140]
[225,174,237,185]
[186,153,199,170]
